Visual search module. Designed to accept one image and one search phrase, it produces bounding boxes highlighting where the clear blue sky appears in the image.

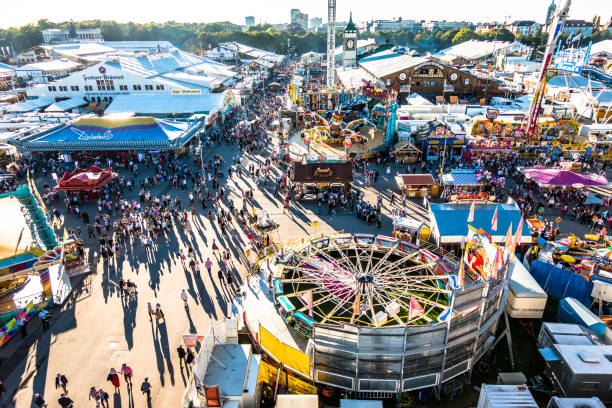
[1,0,610,29]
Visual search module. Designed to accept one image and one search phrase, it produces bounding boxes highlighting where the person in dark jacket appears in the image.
[57,393,73,408]
[55,373,68,393]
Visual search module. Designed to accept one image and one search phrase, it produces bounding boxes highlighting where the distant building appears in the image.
[507,20,541,36]
[475,23,502,34]
[545,0,557,25]
[422,21,474,31]
[563,20,594,36]
[369,19,421,33]
[310,17,323,29]
[26,50,237,103]
[42,28,103,44]
[290,9,300,23]
[245,16,255,28]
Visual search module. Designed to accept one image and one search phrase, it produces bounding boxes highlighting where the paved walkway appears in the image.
[0,130,603,407]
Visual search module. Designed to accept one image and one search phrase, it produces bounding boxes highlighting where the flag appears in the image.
[409,295,424,320]
[467,200,475,223]
[571,32,582,43]
[299,290,313,317]
[490,248,502,279]
[491,206,498,232]
[509,215,524,259]
[504,222,513,248]
[352,293,360,316]
[63,228,69,241]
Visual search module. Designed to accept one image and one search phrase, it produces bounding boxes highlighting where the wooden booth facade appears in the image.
[291,162,353,200]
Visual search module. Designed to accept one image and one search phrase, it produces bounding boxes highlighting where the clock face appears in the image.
[450,72,458,81]
[345,39,355,50]
[398,72,407,82]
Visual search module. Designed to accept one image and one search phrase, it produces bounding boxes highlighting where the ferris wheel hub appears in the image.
[357,273,374,283]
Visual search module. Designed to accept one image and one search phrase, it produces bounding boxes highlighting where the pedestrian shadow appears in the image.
[156,322,175,386]
[113,392,122,408]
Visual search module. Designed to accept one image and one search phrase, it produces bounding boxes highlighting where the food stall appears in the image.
[290,161,353,201]
[62,238,89,276]
[392,216,425,244]
[441,169,483,197]
[395,174,441,198]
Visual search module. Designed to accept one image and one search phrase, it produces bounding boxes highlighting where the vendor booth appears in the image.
[392,216,425,244]
[391,141,421,164]
[54,166,118,199]
[291,162,353,201]
[428,202,531,252]
[441,169,483,196]
[395,174,440,198]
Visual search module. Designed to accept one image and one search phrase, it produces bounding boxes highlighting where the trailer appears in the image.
[557,297,606,339]
[506,255,547,319]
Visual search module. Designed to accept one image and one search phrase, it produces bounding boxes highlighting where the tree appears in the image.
[452,27,477,44]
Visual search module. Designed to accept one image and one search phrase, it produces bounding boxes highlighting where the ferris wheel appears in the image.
[275,235,453,328]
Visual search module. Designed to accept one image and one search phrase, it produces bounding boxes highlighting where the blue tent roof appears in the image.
[15,116,202,151]
[430,203,531,243]
[449,173,480,186]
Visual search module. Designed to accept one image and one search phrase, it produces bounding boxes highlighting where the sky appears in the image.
[1,0,611,29]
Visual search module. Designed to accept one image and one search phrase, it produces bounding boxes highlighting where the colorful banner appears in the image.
[464,226,509,282]
[259,325,311,378]
[471,119,579,138]
[257,359,317,395]
[0,302,36,347]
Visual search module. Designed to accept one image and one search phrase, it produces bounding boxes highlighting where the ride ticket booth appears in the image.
[395,174,441,198]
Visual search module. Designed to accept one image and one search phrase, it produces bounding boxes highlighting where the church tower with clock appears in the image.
[343,12,357,68]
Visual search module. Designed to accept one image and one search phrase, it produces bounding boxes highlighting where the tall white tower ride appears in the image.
[326,0,336,89]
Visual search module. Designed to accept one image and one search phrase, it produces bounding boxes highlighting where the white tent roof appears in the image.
[6,98,54,113]
[44,97,87,112]
[104,94,226,115]
[17,59,80,73]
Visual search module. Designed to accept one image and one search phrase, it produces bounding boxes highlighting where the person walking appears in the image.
[16,316,26,338]
[55,373,68,393]
[120,363,133,387]
[181,289,188,308]
[89,386,100,408]
[98,389,109,408]
[39,308,50,330]
[107,368,120,393]
[147,302,154,321]
[155,303,165,323]
[57,393,73,408]
[186,347,195,366]
[205,258,212,274]
[177,344,187,367]
[33,393,47,407]
[140,378,152,402]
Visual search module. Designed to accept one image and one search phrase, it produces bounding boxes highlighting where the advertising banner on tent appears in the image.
[554,43,592,74]
[259,324,311,378]
[464,226,509,282]
[0,302,36,347]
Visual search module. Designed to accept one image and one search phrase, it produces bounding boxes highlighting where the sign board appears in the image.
[554,43,591,74]
[182,334,198,348]
[172,89,202,95]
